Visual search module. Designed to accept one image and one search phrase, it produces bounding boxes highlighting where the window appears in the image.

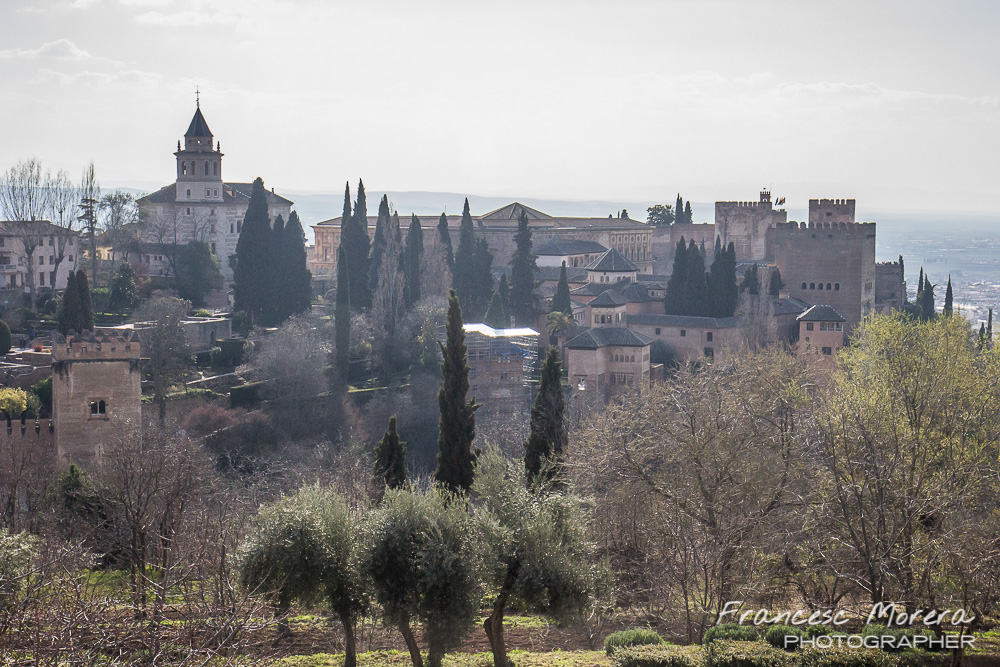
[89,399,107,416]
[826,283,832,290]
[186,189,191,197]
[801,282,807,289]
[68,254,73,262]
[835,283,840,291]
[49,271,55,285]
[213,162,218,175]
[0,237,4,247]
[594,315,599,324]
[39,272,44,286]
[230,224,235,234]
[192,162,196,175]
[182,162,187,175]
[186,207,191,215]
[210,207,216,216]
[806,322,814,331]
[706,332,713,342]
[809,282,815,289]
[206,189,211,197]
[48,238,53,246]
[655,327,661,335]
[204,161,209,174]
[680,329,686,337]
[822,347,833,356]
[49,255,53,263]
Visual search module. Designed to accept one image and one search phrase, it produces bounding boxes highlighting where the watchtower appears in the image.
[51,331,142,465]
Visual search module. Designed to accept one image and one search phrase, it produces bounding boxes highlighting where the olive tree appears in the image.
[238,485,365,665]
[363,486,481,667]
[474,451,596,667]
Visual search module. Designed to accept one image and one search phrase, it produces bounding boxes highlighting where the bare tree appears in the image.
[48,169,79,293]
[0,160,55,309]
[100,190,140,263]
[134,295,193,422]
[79,161,101,283]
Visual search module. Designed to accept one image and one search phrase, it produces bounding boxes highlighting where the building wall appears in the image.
[770,221,876,332]
[809,199,856,224]
[714,191,787,263]
[628,320,742,362]
[875,261,906,313]
[667,223,717,271]
[799,320,845,356]
[0,228,80,292]
[567,344,650,395]
[52,335,142,466]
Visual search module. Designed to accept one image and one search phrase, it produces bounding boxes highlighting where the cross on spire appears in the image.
[196,86,200,108]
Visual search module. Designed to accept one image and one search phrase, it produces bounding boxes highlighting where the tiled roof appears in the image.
[0,220,80,236]
[796,304,846,322]
[185,107,213,137]
[535,239,607,256]
[627,313,743,329]
[621,282,658,303]
[537,265,588,283]
[586,248,639,272]
[137,182,293,206]
[571,282,618,297]
[589,290,627,307]
[771,297,810,316]
[565,326,652,349]
[480,202,551,221]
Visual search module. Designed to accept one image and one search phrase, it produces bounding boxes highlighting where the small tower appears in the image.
[174,95,225,204]
[51,331,142,465]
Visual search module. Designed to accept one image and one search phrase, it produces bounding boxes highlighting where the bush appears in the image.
[805,625,832,638]
[230,380,266,409]
[798,646,895,667]
[605,628,668,655]
[0,319,10,355]
[30,376,52,415]
[0,528,38,613]
[704,624,760,644]
[212,338,247,369]
[705,640,794,667]
[612,644,702,667]
[764,625,805,651]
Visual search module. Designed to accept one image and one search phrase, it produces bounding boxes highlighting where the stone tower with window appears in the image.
[51,331,142,465]
[174,99,225,204]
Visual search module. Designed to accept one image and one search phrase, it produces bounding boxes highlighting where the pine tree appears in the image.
[58,270,80,335]
[943,276,953,316]
[742,264,761,295]
[341,180,371,312]
[76,270,94,331]
[550,261,572,315]
[664,237,688,314]
[434,289,478,494]
[483,291,507,329]
[335,245,351,382]
[369,195,390,298]
[768,267,784,297]
[920,276,935,320]
[524,347,567,485]
[684,200,693,225]
[404,214,424,307]
[233,177,273,323]
[509,210,537,326]
[437,212,453,269]
[373,415,407,494]
[282,211,312,320]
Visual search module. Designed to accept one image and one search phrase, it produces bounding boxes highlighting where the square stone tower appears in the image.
[51,331,142,466]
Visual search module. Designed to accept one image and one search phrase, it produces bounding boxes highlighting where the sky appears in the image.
[1,0,998,215]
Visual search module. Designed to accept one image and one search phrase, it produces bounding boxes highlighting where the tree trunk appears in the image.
[399,612,422,667]
[485,559,521,667]
[342,613,357,667]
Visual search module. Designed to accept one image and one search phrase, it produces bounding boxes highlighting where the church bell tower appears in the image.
[174,94,224,204]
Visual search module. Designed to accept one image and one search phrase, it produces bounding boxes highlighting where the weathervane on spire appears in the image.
[196,86,200,108]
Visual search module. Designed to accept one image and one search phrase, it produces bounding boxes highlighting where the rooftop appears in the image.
[589,290,627,307]
[565,326,652,349]
[535,239,608,256]
[586,247,639,272]
[797,304,846,322]
[185,106,213,138]
[628,313,743,329]
[464,323,540,338]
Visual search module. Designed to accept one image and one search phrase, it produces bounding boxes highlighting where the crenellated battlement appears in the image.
[51,331,141,363]
[809,198,856,224]
[0,418,54,438]
[775,220,875,235]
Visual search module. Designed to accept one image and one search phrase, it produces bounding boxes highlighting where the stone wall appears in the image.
[875,261,906,313]
[715,191,787,263]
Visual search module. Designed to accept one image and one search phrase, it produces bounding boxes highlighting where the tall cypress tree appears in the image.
[742,264,761,295]
[282,211,312,320]
[404,213,424,307]
[369,195,391,298]
[723,243,739,316]
[341,180,371,312]
[550,261,572,315]
[684,201,693,225]
[664,237,688,314]
[497,273,510,313]
[917,267,924,300]
[920,276,935,320]
[483,291,507,329]
[768,267,784,297]
[988,308,993,345]
[453,198,477,308]
[58,270,80,335]
[675,194,685,224]
[76,270,94,331]
[899,255,906,302]
[683,240,707,316]
[943,276,954,316]
[335,245,351,382]
[265,213,286,324]
[373,414,407,494]
[509,210,537,326]
[233,177,272,323]
[471,238,495,321]
[437,212,454,269]
[524,347,567,485]
[434,289,478,494]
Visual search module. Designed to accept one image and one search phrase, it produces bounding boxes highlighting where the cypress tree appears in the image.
[683,240,707,316]
[768,267,784,297]
[917,267,924,299]
[471,238,495,321]
[404,214,424,307]
[497,273,510,313]
[341,180,371,311]
[899,255,906,302]
[920,276,935,320]
[684,200,693,225]
[233,177,272,323]
[675,194,685,224]
[76,270,94,331]
[664,237,688,314]
[453,198,477,308]
[742,264,761,295]
[373,414,407,494]
[707,240,724,317]
[434,289,478,495]
[282,211,312,320]
[524,347,567,485]
[335,245,351,382]
[509,210,537,326]
[58,270,80,335]
[437,212,453,269]
[979,323,987,351]
[988,308,993,344]
[264,213,286,324]
[483,291,507,329]
[369,195,390,298]
[943,275,953,316]
[723,243,739,316]
[550,261,572,315]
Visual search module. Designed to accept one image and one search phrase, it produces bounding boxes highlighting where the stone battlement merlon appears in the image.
[810,198,856,207]
[0,419,55,437]
[775,221,876,235]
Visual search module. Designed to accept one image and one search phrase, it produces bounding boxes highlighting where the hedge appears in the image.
[706,641,796,667]
[704,624,760,644]
[612,644,703,667]
[765,625,806,651]
[606,629,668,655]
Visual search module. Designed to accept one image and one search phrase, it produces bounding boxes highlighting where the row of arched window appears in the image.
[180,160,219,177]
[801,281,841,291]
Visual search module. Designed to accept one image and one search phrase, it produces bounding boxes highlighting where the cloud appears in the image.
[0,38,107,62]
[134,9,235,26]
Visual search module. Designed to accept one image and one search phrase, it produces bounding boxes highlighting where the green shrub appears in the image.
[805,625,832,639]
[705,640,794,667]
[612,644,702,667]
[230,380,266,409]
[0,319,10,355]
[764,625,805,651]
[704,624,760,644]
[606,628,668,655]
[31,376,52,415]
[798,646,894,667]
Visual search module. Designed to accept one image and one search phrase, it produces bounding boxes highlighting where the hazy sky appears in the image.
[2,0,998,214]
